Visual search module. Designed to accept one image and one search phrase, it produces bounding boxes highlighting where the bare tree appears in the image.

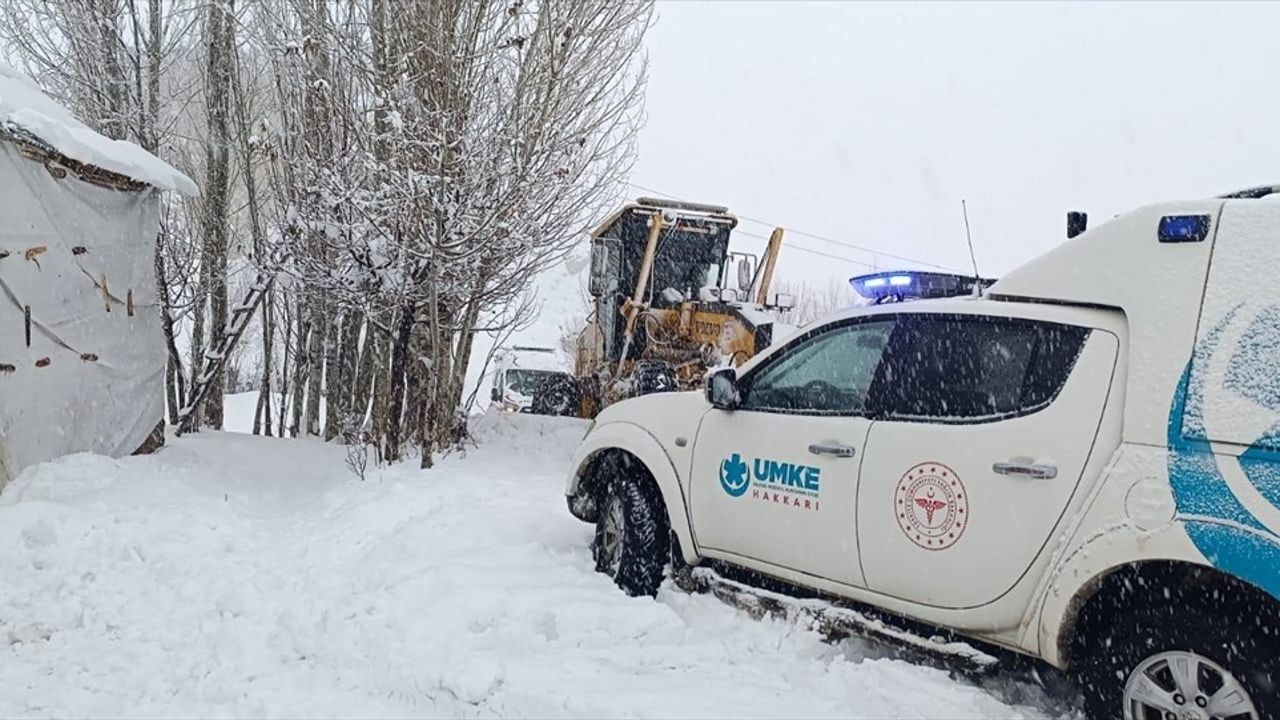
[245,0,651,464]
[5,0,654,467]
[773,276,859,327]
[195,0,235,428]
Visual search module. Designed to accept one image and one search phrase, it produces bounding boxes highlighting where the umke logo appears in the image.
[719,453,750,497]
[718,453,822,511]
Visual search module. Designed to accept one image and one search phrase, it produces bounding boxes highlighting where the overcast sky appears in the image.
[629,1,1280,283]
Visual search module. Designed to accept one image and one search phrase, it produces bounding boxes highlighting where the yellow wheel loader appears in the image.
[574,197,793,418]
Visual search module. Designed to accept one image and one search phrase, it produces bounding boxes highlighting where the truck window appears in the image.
[739,319,894,415]
[870,315,1089,422]
[505,369,561,395]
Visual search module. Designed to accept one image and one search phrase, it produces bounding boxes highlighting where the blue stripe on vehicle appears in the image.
[1239,439,1280,511]
[1179,520,1280,600]
[1167,308,1280,599]
[1168,366,1269,532]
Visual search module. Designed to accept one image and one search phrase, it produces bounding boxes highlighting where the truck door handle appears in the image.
[992,460,1057,479]
[808,442,856,458]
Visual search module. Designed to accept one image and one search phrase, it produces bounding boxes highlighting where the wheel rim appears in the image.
[600,495,625,576]
[1123,650,1259,720]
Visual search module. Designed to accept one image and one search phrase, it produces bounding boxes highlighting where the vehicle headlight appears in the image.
[502,401,520,413]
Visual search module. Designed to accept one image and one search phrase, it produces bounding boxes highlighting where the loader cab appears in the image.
[589,199,738,307]
[587,199,739,364]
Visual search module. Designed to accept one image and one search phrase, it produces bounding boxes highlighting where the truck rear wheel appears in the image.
[591,475,669,597]
[1073,604,1277,720]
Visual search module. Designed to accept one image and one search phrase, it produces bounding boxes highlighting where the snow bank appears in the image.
[0,421,1070,718]
[0,64,196,195]
[222,392,327,435]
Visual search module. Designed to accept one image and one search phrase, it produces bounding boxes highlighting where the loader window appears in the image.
[739,319,894,415]
[649,233,728,307]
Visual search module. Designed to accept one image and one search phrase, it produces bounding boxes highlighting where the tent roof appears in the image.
[0,64,196,195]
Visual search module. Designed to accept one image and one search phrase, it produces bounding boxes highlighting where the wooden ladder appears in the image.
[176,256,285,435]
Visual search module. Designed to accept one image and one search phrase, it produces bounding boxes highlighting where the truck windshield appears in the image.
[505,369,563,395]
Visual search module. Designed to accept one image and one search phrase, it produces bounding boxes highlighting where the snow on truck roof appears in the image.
[497,346,566,372]
[0,64,196,195]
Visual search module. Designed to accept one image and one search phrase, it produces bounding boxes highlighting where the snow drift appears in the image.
[0,415,1070,718]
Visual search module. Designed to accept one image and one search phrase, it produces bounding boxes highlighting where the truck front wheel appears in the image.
[1073,605,1276,720]
[592,475,669,597]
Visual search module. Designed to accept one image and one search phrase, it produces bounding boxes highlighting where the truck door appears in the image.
[689,318,895,587]
[856,313,1117,608]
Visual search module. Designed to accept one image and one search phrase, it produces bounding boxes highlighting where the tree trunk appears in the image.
[189,255,208,421]
[278,296,294,437]
[369,323,390,460]
[325,309,360,438]
[254,292,274,436]
[321,311,342,441]
[199,0,234,429]
[154,226,185,424]
[165,354,179,425]
[350,318,376,430]
[289,299,309,437]
[143,0,180,425]
[446,287,485,416]
[146,0,161,151]
[303,302,326,436]
[403,325,428,458]
[384,303,415,461]
[92,0,128,140]
[231,32,272,437]
[425,326,451,463]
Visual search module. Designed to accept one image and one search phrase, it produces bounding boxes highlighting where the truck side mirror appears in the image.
[705,368,740,410]
[737,256,755,293]
[490,387,502,403]
[771,292,796,310]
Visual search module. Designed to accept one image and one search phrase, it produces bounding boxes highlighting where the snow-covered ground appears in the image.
[0,411,1078,718]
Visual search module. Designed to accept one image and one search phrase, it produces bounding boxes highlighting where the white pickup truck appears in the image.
[566,188,1280,719]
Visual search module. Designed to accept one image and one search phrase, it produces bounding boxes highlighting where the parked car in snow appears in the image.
[492,367,565,413]
[566,187,1280,719]
[489,346,579,416]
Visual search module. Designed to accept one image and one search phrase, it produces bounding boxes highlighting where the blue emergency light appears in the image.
[1157,215,1211,244]
[860,274,914,290]
[851,271,996,303]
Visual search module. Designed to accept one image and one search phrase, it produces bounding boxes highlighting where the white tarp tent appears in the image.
[0,64,194,488]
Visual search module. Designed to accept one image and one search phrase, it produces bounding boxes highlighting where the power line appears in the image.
[631,185,878,270]
[627,181,963,272]
[732,228,875,269]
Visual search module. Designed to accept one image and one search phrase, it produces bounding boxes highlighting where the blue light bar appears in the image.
[1158,215,1211,244]
[850,270,996,303]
